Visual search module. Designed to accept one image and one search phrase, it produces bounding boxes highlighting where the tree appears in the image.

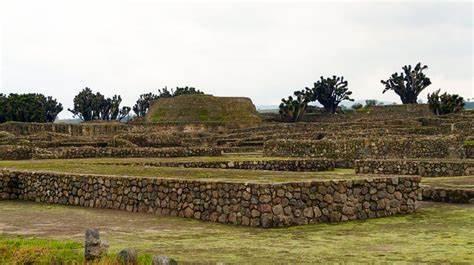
[381,63,432,104]
[279,90,311,122]
[365,99,378,107]
[0,93,62,123]
[43,96,63,122]
[133,93,160,118]
[0,94,7,123]
[69,87,130,121]
[307,76,354,114]
[427,89,465,115]
[173,86,204,97]
[118,106,131,121]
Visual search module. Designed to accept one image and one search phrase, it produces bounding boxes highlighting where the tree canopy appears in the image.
[306,76,354,114]
[381,63,432,104]
[427,89,465,115]
[0,93,63,123]
[68,87,130,121]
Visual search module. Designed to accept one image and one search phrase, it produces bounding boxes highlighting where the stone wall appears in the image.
[465,144,474,159]
[0,122,129,137]
[262,104,434,123]
[264,137,463,164]
[0,146,222,160]
[421,186,474,204]
[355,159,474,177]
[0,170,421,227]
[95,159,335,172]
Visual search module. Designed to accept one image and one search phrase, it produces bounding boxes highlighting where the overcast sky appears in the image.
[1,0,472,118]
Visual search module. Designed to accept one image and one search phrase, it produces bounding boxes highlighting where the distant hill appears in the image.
[146,94,262,126]
[464,102,474,110]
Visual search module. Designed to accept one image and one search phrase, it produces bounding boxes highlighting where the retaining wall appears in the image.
[264,137,463,165]
[0,122,128,137]
[422,186,474,204]
[0,170,420,228]
[355,159,474,177]
[0,146,222,160]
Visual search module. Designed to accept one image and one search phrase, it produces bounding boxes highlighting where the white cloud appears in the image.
[1,0,472,118]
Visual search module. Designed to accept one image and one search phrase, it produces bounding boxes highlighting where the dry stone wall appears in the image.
[95,159,335,172]
[0,170,421,228]
[422,186,474,204]
[0,146,222,160]
[465,144,474,159]
[355,159,474,177]
[0,122,128,137]
[264,137,463,166]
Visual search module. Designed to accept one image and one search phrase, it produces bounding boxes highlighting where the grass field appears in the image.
[0,201,472,264]
[421,176,474,189]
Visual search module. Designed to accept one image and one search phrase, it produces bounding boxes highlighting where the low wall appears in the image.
[264,137,463,164]
[355,159,474,177]
[0,122,129,137]
[0,146,222,160]
[0,170,420,228]
[422,186,474,204]
[94,159,335,172]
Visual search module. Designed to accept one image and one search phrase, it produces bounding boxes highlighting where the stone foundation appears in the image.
[0,170,420,227]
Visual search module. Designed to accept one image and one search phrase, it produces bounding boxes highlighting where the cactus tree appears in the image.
[279,90,310,122]
[427,89,465,115]
[381,63,432,104]
[307,75,353,114]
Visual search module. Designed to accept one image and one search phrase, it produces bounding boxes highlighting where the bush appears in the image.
[351,103,363,110]
[365,100,377,107]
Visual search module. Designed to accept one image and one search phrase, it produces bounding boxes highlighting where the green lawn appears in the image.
[421,176,474,189]
[0,201,472,264]
[0,159,368,183]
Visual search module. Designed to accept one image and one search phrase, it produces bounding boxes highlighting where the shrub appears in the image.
[351,103,363,110]
[365,100,377,107]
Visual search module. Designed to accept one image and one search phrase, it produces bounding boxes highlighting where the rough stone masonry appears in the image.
[0,170,421,228]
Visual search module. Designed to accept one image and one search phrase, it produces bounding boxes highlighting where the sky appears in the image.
[1,0,472,118]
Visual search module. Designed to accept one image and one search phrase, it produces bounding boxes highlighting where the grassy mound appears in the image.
[146,95,261,126]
